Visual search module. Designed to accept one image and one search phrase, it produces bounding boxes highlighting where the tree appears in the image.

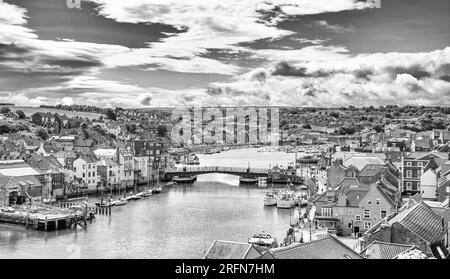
[0,107,11,114]
[157,125,168,137]
[36,128,49,140]
[105,109,117,121]
[373,124,384,133]
[81,122,88,129]
[15,110,26,119]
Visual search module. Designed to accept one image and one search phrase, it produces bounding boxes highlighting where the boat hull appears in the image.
[264,198,277,206]
[276,200,297,209]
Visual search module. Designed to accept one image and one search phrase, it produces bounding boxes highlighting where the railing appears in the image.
[165,166,269,174]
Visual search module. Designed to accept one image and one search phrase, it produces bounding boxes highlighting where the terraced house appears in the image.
[401,151,449,196]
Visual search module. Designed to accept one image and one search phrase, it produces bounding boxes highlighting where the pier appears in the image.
[0,207,94,231]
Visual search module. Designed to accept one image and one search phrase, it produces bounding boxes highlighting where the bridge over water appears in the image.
[163,166,269,181]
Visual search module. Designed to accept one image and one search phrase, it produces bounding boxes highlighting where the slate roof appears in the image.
[344,187,369,207]
[384,151,402,163]
[204,240,261,259]
[361,241,415,259]
[343,156,384,171]
[357,164,385,177]
[270,235,362,259]
[388,202,444,244]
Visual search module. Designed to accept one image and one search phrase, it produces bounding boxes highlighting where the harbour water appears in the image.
[0,149,296,259]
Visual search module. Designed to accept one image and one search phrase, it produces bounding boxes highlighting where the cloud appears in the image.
[311,20,356,33]
[206,47,450,107]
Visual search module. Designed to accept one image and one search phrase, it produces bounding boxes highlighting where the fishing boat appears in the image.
[276,183,298,209]
[276,193,297,209]
[264,191,278,206]
[248,231,278,248]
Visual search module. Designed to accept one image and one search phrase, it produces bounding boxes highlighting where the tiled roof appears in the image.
[270,235,362,259]
[388,202,444,244]
[204,240,261,259]
[361,241,415,259]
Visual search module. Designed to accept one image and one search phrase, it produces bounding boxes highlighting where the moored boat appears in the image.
[264,191,278,206]
[112,198,127,206]
[173,175,197,183]
[152,186,163,194]
[143,190,153,197]
[239,177,258,185]
[248,231,278,248]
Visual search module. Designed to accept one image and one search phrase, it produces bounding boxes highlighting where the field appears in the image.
[10,106,103,120]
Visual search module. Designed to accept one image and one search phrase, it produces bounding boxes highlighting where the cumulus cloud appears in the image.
[206,47,450,107]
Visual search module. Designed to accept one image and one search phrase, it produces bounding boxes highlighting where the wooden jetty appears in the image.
[0,199,97,231]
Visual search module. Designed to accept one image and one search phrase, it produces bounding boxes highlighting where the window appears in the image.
[82,164,86,169]
[376,198,380,205]
[406,182,412,190]
[321,208,333,217]
[406,162,412,167]
[367,199,372,205]
[363,210,371,219]
[447,186,450,193]
[380,210,387,219]
[417,162,423,168]
[355,215,361,221]
[364,222,371,230]
[406,170,412,178]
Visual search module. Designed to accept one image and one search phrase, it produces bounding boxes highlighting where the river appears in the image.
[0,149,297,259]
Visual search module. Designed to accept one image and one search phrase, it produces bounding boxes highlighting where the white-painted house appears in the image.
[420,169,438,200]
[73,157,99,190]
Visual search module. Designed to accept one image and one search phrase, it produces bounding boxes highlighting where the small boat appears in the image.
[173,176,197,183]
[95,201,113,207]
[264,191,278,206]
[165,181,176,187]
[152,186,163,194]
[239,177,258,185]
[112,198,127,206]
[248,231,278,248]
[143,190,153,197]
[135,192,144,198]
[125,192,138,201]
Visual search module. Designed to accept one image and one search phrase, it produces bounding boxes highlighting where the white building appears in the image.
[420,169,437,200]
[73,157,99,190]
[97,159,123,187]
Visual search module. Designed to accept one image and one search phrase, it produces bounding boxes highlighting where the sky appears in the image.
[0,0,449,108]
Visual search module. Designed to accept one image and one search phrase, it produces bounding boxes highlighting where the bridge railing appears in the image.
[165,166,268,174]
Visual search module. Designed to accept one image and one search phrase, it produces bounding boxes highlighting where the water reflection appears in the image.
[0,173,293,259]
